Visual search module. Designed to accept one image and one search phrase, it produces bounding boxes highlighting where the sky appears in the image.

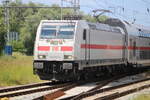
[1,0,150,27]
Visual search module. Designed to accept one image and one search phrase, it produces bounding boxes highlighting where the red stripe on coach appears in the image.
[81,44,150,50]
[128,46,150,50]
[128,46,137,50]
[38,46,50,51]
[138,47,150,50]
[61,46,73,51]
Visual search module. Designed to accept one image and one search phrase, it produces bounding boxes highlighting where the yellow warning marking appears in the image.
[0,97,9,100]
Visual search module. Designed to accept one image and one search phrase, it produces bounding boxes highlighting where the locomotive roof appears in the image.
[104,18,150,32]
[40,19,150,37]
[87,22,122,34]
[41,20,78,24]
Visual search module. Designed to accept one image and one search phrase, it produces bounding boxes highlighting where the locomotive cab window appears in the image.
[40,26,57,39]
[40,24,75,39]
[83,29,87,40]
[57,25,75,39]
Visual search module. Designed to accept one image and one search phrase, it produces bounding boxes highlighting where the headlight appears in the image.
[64,55,73,59]
[38,55,46,59]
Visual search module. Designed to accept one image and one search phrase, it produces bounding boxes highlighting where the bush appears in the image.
[11,41,25,53]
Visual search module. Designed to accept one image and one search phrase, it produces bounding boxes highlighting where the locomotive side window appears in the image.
[83,29,86,40]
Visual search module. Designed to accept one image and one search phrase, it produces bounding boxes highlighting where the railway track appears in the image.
[36,73,133,100]
[91,78,150,100]
[0,81,59,93]
[69,78,150,100]
[0,77,111,100]
[33,79,103,100]
[58,72,150,100]
[0,81,70,98]
[58,74,128,100]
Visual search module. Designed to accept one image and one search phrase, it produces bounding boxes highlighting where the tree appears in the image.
[0,8,6,55]
[83,13,108,23]
[19,4,66,55]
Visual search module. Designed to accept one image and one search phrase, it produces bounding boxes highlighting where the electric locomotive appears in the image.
[33,19,150,81]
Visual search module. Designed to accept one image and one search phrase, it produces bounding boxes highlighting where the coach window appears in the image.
[83,29,86,40]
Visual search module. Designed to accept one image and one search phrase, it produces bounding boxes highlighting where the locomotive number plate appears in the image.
[63,63,72,69]
[34,62,43,69]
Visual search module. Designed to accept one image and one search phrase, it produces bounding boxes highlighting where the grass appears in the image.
[0,52,42,86]
[132,93,150,100]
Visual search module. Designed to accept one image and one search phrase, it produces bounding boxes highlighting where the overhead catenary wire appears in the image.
[1,0,150,26]
[140,0,150,13]
[92,0,150,25]
[91,0,133,21]
[0,6,78,8]
[141,0,150,4]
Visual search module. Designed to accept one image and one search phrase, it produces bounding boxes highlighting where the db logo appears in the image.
[52,46,59,51]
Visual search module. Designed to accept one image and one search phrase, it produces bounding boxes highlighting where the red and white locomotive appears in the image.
[33,18,150,81]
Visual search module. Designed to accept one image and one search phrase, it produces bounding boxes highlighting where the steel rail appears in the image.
[95,78,150,100]
[59,71,150,100]
[80,78,150,100]
[0,82,70,98]
[0,81,56,93]
[60,74,128,100]
[34,78,106,100]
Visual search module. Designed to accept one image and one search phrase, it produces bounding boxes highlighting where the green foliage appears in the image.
[98,15,108,22]
[83,13,108,23]
[11,41,24,53]
[18,4,72,55]
[0,8,6,55]
[0,32,5,55]
[83,14,97,22]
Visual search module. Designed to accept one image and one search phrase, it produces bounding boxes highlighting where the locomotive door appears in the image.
[129,38,137,63]
[83,29,90,65]
[133,39,137,64]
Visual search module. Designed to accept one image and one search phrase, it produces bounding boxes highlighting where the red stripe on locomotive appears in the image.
[81,44,124,50]
[61,46,73,51]
[38,46,50,51]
